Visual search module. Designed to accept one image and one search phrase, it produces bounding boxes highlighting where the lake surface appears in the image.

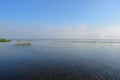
[0,39,120,80]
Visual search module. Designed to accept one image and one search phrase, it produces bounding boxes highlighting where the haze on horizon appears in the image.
[0,0,120,39]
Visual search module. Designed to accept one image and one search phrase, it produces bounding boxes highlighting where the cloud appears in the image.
[0,23,120,39]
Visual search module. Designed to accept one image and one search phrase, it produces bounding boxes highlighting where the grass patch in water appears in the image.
[15,41,31,46]
[0,38,11,42]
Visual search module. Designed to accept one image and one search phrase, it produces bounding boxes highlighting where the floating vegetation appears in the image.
[0,38,11,42]
[15,41,31,46]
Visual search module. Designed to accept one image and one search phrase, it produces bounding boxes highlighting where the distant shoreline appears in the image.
[9,39,120,44]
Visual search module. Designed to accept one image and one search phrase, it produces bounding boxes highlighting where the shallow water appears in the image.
[0,40,120,80]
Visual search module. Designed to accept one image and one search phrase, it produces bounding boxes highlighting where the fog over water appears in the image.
[1,24,120,39]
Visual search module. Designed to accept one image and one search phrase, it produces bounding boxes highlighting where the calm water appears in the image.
[1,40,120,80]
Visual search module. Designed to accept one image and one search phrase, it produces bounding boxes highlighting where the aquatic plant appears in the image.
[0,38,11,42]
[15,41,31,46]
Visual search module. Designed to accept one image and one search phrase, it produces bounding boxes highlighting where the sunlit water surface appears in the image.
[0,40,120,80]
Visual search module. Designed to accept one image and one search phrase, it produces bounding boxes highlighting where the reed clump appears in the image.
[0,38,11,42]
[15,41,31,46]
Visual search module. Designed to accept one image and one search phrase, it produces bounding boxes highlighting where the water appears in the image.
[0,39,120,80]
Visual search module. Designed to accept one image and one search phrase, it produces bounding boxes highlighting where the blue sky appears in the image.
[0,0,120,39]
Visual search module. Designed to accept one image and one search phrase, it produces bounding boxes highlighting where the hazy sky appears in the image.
[0,0,120,39]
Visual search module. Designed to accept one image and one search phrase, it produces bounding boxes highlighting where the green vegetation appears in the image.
[0,38,11,42]
[15,41,31,46]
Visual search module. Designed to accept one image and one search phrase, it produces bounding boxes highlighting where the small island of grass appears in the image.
[15,41,31,46]
[0,38,11,42]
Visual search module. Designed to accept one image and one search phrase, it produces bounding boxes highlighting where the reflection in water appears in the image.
[0,40,120,80]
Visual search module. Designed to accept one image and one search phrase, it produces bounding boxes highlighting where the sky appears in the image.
[0,0,120,39]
